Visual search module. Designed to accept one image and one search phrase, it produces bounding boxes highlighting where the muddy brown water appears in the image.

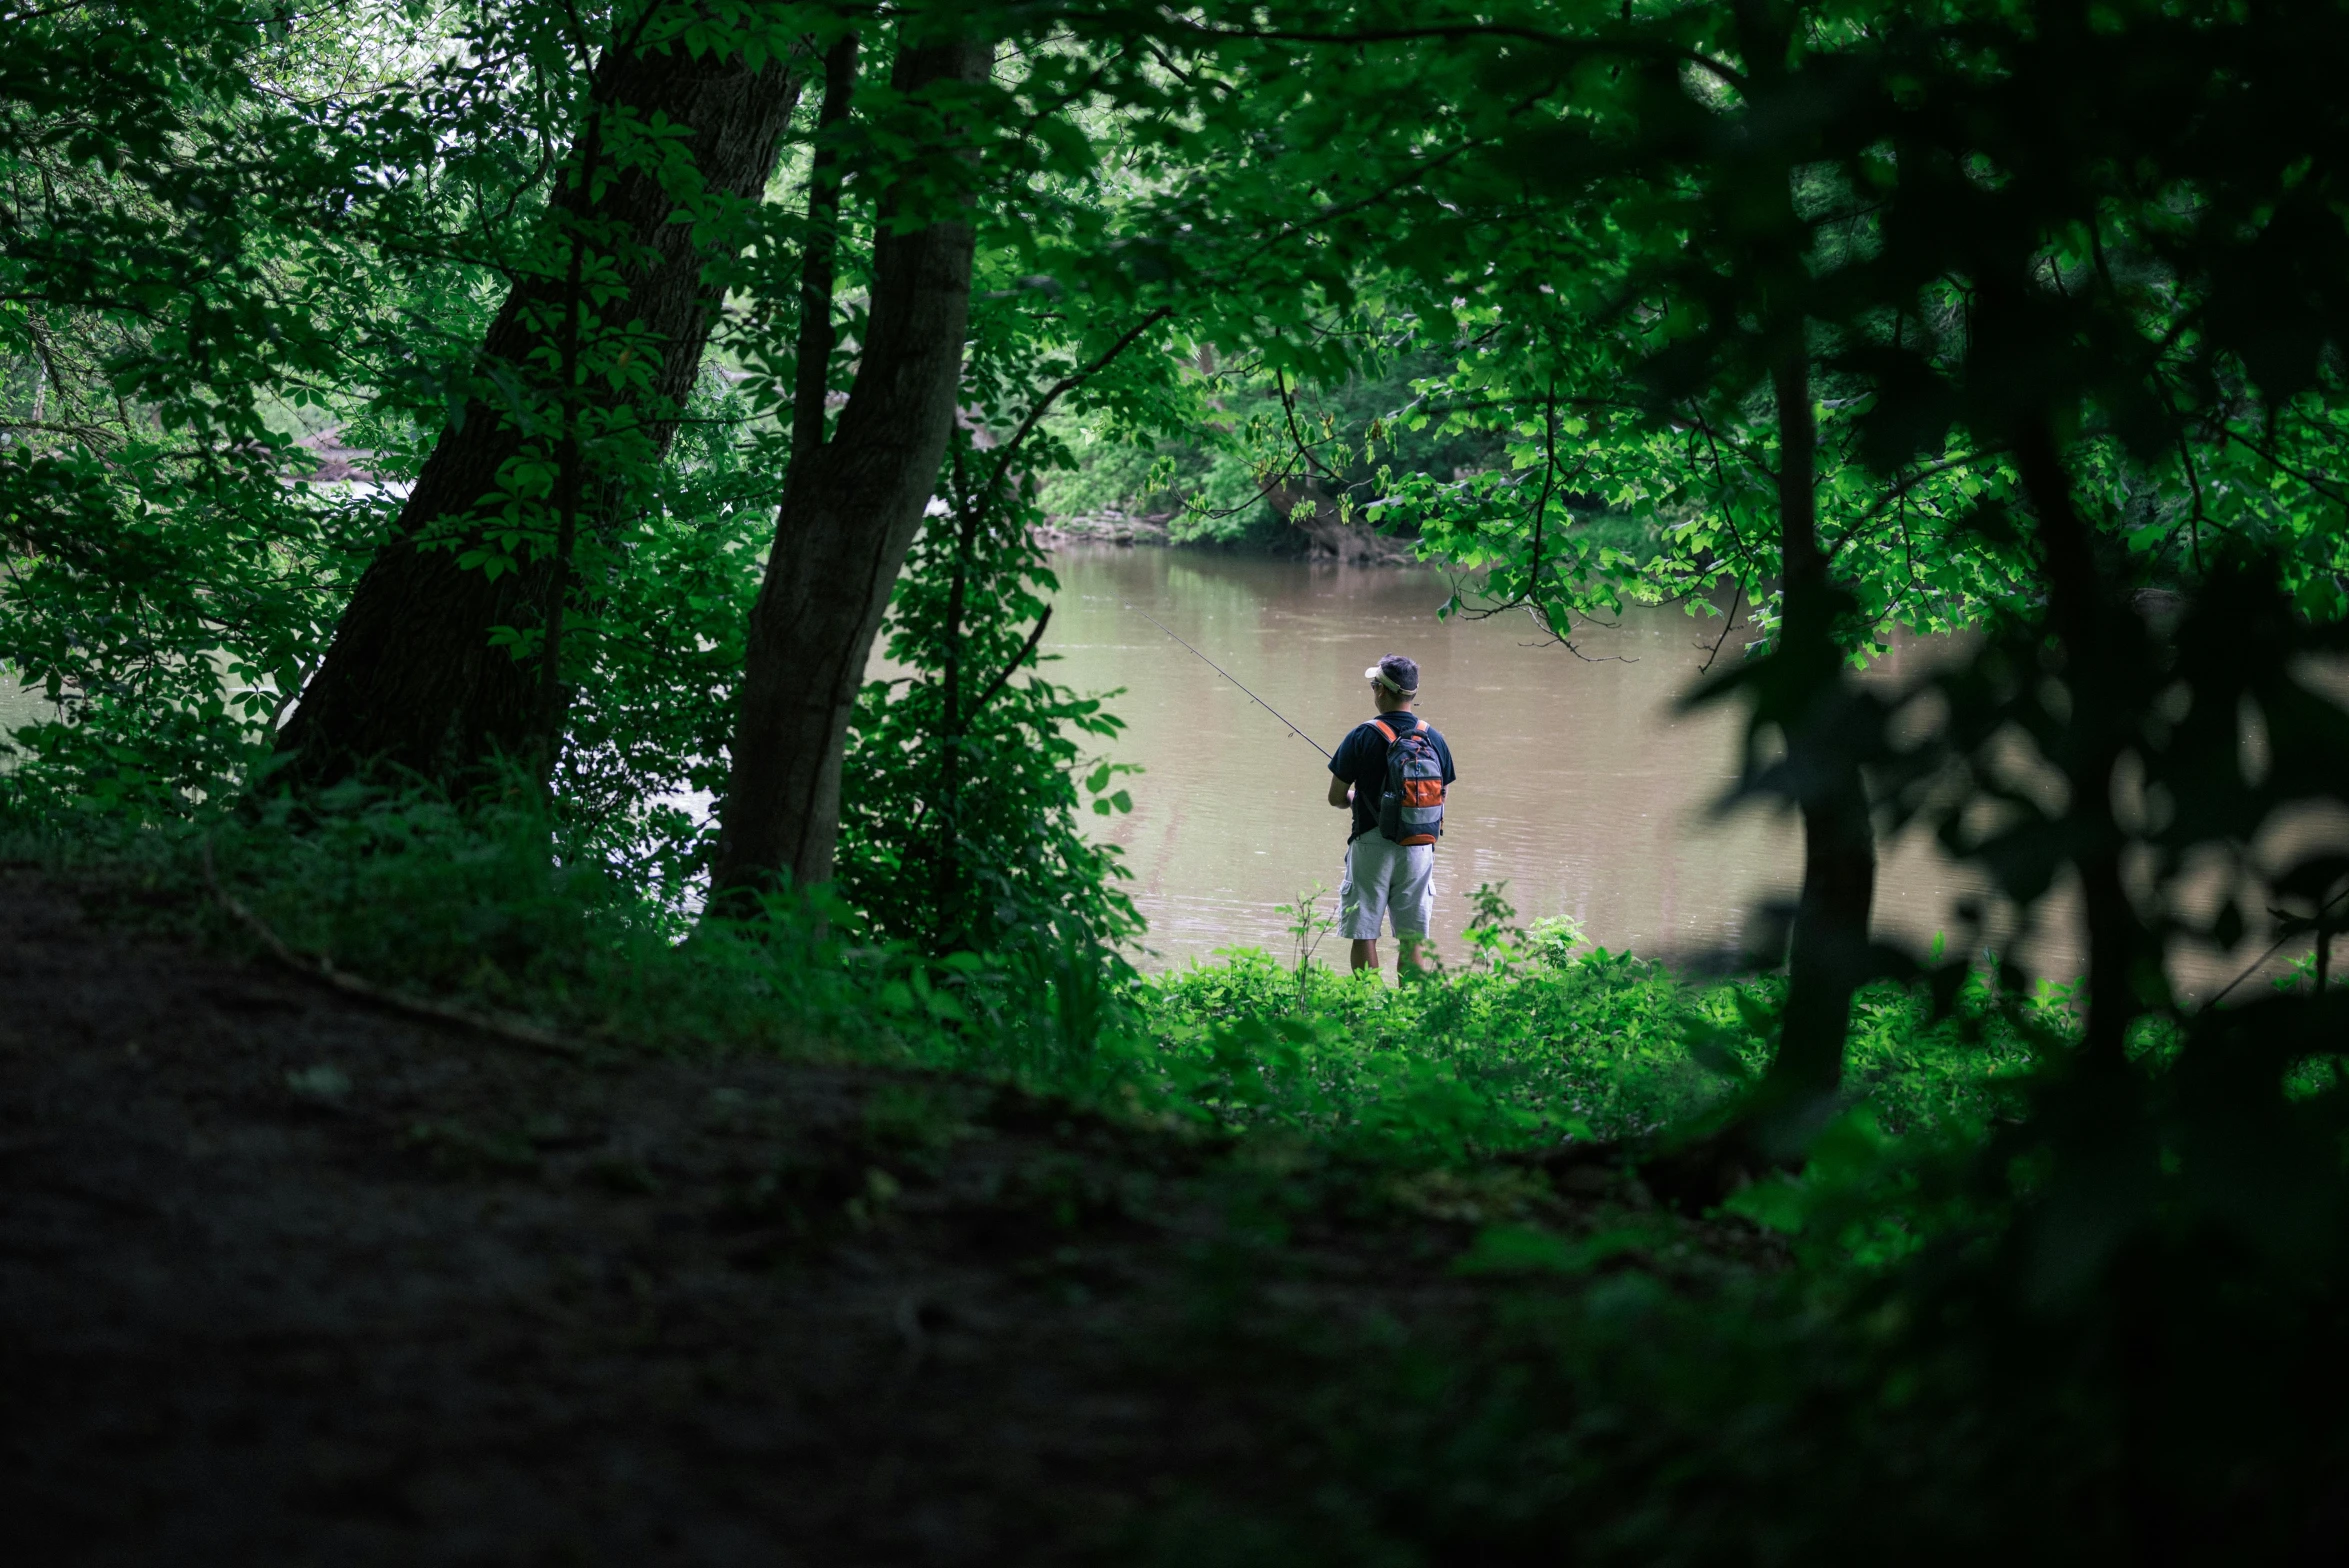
[1038,546,1990,975]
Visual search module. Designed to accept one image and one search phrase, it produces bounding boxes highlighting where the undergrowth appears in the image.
[1138,940,2038,1161]
[2,782,2045,1202]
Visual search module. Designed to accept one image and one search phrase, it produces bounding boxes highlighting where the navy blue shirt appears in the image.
[1329,712,1457,843]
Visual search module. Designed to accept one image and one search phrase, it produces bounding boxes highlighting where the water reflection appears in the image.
[1040,545,1975,972]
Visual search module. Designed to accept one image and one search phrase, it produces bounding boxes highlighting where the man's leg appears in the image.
[1337,839,1386,973]
[1392,845,1436,981]
[1366,837,1414,979]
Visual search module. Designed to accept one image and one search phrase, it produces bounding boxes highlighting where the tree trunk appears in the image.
[1729,0,1880,1135]
[1757,355,1879,1126]
[274,26,802,792]
[2011,414,2142,1069]
[710,33,992,905]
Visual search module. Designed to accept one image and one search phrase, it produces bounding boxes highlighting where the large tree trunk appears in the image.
[275,26,802,791]
[710,33,992,905]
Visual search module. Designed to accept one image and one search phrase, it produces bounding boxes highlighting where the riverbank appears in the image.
[3,802,2336,1561]
[1034,510,1420,564]
[1032,510,1174,549]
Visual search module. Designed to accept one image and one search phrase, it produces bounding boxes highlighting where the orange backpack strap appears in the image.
[1370,719,1396,742]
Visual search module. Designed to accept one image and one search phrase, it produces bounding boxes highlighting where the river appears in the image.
[0,544,2289,991]
[1038,546,1978,974]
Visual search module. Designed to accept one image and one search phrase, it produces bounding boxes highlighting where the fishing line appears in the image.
[2204,879,2349,1010]
[1128,605,1330,758]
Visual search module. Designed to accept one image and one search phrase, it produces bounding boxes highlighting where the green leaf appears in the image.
[1721,1176,1808,1235]
[1452,1224,1582,1276]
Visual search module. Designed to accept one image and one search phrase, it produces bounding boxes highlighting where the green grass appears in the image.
[8,784,933,1064]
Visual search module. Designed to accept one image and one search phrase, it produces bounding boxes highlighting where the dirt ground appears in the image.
[0,871,1557,1566]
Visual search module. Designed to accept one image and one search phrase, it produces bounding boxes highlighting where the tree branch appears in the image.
[967,606,1053,716]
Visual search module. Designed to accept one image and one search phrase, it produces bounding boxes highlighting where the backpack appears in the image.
[1373,717,1445,846]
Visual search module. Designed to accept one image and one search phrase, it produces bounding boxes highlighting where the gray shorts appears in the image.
[1338,834,1435,940]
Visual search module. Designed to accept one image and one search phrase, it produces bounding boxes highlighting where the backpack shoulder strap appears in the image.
[1370,719,1397,742]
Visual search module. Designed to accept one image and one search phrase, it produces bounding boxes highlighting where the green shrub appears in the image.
[1127,894,2041,1171]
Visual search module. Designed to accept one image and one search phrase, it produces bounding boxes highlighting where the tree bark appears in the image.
[2012,414,2142,1069]
[1729,0,1879,1135]
[274,26,802,792]
[710,33,992,905]
[1758,355,1879,1120]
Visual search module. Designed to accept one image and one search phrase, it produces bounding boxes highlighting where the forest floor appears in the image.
[0,869,1768,1566]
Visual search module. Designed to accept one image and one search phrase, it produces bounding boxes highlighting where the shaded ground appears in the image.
[0,871,1731,1565]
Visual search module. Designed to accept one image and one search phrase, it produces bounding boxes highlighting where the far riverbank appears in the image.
[1032,511,1421,565]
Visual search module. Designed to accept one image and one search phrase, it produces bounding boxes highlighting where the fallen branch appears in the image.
[201,836,588,1060]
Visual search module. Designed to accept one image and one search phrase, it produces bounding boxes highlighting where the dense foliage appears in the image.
[836,435,1140,960]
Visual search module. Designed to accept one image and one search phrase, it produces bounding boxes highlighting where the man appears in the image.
[1326,652,1457,978]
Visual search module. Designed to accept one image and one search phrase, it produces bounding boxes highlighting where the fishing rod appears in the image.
[1128,606,1330,758]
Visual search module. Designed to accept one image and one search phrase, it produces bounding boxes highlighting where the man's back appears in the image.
[1328,653,1453,979]
[1330,712,1457,843]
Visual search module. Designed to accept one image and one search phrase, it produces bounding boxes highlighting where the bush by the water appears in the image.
[1150,931,2033,1135]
